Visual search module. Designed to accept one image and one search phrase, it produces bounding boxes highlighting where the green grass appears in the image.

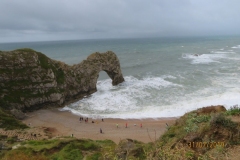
[161,125,180,144]
[95,139,115,146]
[1,138,103,159]
[36,52,51,69]
[36,52,65,84]
[86,152,102,160]
[210,113,238,130]
[1,147,47,160]
[154,109,240,159]
[225,105,240,116]
[50,142,84,160]
[1,85,44,105]
[17,139,102,159]
[160,113,211,145]
[14,48,36,53]
[184,113,211,133]
[75,139,99,150]
[55,68,65,84]
[6,137,18,144]
[23,139,62,151]
[0,108,28,130]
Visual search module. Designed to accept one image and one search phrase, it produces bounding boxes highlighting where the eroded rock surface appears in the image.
[0,49,124,113]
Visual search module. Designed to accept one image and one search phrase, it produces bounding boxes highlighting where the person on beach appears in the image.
[140,123,142,128]
[102,118,104,122]
[100,128,102,133]
[116,124,118,128]
[125,123,128,128]
[165,123,169,130]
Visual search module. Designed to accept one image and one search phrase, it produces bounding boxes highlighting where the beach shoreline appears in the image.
[21,108,177,144]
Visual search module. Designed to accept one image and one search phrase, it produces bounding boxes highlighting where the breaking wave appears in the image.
[182,52,227,64]
[63,75,182,118]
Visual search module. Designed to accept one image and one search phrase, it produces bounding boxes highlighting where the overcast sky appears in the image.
[1,0,240,43]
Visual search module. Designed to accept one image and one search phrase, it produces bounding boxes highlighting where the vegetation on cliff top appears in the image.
[36,50,65,84]
[0,109,28,130]
[141,106,240,159]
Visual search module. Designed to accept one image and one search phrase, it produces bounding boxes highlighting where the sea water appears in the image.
[1,36,240,118]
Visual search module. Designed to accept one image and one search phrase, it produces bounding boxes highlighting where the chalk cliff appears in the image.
[0,49,124,115]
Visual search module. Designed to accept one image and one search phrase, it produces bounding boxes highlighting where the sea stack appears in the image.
[0,49,124,114]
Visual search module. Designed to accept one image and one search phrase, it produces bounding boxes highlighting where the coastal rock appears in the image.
[183,134,200,143]
[196,105,226,115]
[10,109,26,120]
[0,48,124,114]
[115,139,145,159]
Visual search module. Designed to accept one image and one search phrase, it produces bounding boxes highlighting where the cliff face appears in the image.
[0,48,124,113]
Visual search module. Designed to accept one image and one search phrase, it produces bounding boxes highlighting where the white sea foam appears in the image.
[63,76,182,118]
[182,53,226,64]
[62,89,240,119]
[62,72,240,119]
[231,45,240,48]
[211,51,235,54]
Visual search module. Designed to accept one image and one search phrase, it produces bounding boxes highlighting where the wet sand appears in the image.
[22,108,177,144]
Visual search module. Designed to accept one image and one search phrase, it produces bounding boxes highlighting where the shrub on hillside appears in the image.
[210,113,238,130]
[225,105,240,116]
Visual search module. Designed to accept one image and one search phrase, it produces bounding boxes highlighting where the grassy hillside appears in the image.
[0,109,28,130]
[143,106,240,159]
[0,106,240,160]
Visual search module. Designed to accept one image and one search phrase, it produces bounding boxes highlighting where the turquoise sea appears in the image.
[1,36,240,118]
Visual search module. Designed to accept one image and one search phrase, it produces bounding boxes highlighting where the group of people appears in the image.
[123,123,142,128]
[79,116,144,134]
[79,117,84,121]
[79,117,104,123]
[79,117,89,122]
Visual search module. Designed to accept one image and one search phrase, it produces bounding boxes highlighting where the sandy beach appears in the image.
[21,108,177,144]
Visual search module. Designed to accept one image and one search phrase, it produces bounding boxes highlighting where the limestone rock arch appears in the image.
[86,51,124,85]
[70,51,124,93]
[0,49,124,112]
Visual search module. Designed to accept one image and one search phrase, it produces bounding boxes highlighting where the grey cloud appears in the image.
[0,0,240,42]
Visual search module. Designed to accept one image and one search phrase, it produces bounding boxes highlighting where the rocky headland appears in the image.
[0,48,124,118]
[0,49,240,159]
